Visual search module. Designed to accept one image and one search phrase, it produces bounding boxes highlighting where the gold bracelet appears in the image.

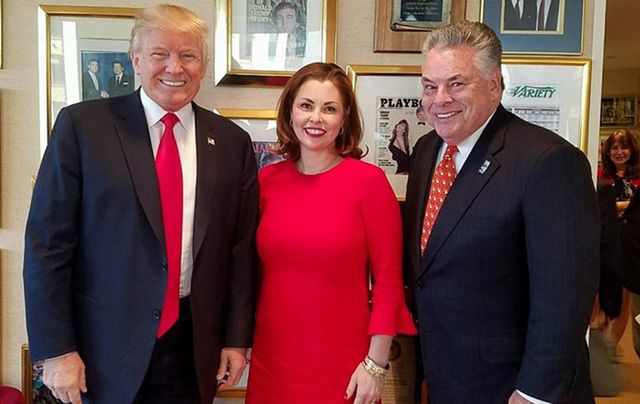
[363,356,389,378]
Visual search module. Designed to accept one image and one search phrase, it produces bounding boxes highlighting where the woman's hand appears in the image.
[345,362,384,404]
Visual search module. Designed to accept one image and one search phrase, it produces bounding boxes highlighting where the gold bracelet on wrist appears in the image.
[363,355,389,378]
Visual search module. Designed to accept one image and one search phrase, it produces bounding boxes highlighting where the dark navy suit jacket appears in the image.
[24,90,258,404]
[404,105,599,403]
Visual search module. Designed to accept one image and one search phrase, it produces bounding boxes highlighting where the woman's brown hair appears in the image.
[274,62,363,160]
[601,129,640,178]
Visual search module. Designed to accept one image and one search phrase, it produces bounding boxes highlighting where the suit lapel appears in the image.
[192,104,220,260]
[417,106,509,279]
[114,90,165,247]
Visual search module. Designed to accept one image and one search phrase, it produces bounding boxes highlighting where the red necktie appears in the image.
[420,145,458,255]
[537,0,546,30]
[156,112,183,337]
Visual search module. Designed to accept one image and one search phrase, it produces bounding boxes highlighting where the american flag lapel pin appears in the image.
[207,137,215,146]
[478,160,490,174]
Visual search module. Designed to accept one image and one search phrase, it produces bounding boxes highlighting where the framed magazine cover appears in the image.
[480,0,584,55]
[346,65,426,200]
[501,57,591,151]
[215,0,337,86]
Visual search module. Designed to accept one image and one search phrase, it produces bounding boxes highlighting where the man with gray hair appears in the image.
[24,4,258,403]
[404,20,598,403]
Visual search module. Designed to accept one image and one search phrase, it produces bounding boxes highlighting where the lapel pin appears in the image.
[478,160,490,174]
[207,137,216,146]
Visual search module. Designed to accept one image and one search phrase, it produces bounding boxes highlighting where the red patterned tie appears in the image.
[420,145,458,255]
[537,0,546,30]
[156,113,183,337]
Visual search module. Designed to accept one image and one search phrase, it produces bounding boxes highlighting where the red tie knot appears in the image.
[161,113,180,130]
[444,144,458,159]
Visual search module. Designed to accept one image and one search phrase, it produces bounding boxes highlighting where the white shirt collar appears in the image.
[139,87,194,130]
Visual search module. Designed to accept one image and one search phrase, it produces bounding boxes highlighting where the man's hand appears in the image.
[42,351,87,404]
[216,347,247,391]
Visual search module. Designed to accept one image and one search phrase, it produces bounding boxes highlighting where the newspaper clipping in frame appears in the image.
[375,96,427,175]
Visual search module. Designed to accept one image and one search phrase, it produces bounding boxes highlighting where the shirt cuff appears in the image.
[516,390,551,404]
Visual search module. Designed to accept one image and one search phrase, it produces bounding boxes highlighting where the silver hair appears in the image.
[422,20,502,78]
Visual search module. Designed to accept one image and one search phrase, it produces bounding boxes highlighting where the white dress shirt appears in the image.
[140,89,197,298]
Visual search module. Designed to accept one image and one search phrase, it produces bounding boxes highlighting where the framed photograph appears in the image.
[215,0,337,86]
[600,95,637,127]
[38,5,140,134]
[347,65,427,200]
[374,0,467,53]
[502,57,591,151]
[217,109,282,172]
[480,0,584,54]
[1,0,3,69]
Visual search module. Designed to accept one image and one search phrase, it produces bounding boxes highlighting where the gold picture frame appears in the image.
[217,109,282,173]
[215,0,337,86]
[38,5,140,135]
[374,0,467,53]
[1,0,3,68]
[21,344,32,403]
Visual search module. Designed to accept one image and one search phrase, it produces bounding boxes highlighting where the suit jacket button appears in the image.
[161,262,168,271]
[416,280,424,289]
[153,309,161,319]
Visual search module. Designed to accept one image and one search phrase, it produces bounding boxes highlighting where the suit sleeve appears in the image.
[23,108,81,361]
[516,144,599,400]
[224,133,259,347]
[362,170,417,336]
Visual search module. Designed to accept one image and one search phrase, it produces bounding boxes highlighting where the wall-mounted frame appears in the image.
[215,0,337,86]
[502,57,591,152]
[480,0,584,55]
[21,344,56,404]
[600,95,637,128]
[374,0,467,53]
[1,0,4,68]
[347,65,427,200]
[38,6,140,135]
[217,109,283,172]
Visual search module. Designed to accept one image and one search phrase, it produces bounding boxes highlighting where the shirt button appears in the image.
[153,309,161,319]
[161,262,168,271]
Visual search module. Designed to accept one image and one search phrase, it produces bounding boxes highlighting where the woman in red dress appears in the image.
[245,63,416,404]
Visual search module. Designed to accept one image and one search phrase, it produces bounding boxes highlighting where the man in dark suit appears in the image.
[82,59,108,100]
[503,0,536,30]
[536,0,561,31]
[404,21,599,403]
[24,5,258,404]
[107,60,135,97]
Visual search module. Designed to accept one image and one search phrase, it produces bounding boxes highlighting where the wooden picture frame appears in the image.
[214,0,337,86]
[374,0,467,53]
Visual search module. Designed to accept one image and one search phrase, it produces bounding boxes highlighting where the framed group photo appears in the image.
[480,0,584,54]
[215,0,337,86]
[39,5,140,134]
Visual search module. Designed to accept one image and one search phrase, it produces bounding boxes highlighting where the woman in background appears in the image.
[245,63,416,404]
[388,120,410,174]
[592,129,640,395]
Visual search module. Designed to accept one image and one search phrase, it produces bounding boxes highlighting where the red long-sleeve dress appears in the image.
[245,158,416,404]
